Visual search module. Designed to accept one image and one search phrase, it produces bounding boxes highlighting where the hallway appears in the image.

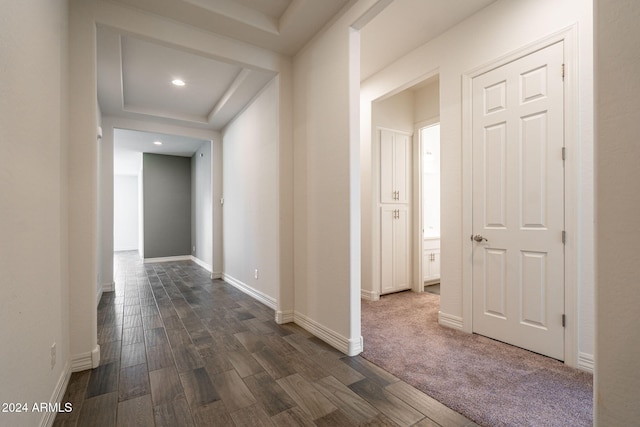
[53,252,475,426]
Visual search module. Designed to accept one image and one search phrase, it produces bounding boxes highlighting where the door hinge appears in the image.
[561,63,565,81]
[562,314,566,327]
[562,230,566,244]
[562,147,566,161]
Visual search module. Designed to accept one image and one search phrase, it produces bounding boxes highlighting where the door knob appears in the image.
[473,234,488,242]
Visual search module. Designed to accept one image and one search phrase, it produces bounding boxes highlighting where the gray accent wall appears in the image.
[143,153,192,258]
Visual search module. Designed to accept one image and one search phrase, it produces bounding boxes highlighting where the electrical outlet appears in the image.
[192,245,196,253]
[50,342,56,370]
[254,269,259,279]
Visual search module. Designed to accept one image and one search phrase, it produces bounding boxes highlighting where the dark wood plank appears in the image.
[173,344,205,373]
[385,381,472,427]
[52,370,91,427]
[191,400,234,427]
[118,363,150,402]
[210,369,256,412]
[116,394,154,427]
[122,326,144,346]
[146,341,174,372]
[269,406,316,427]
[76,392,118,427]
[144,327,169,348]
[149,367,185,407]
[348,378,424,426]
[120,342,146,368]
[341,356,399,387]
[313,375,378,423]
[243,372,296,416]
[229,404,276,427]
[179,367,220,408]
[276,373,337,420]
[86,362,119,398]
[314,409,358,427]
[226,349,265,378]
[153,397,195,427]
[252,346,297,380]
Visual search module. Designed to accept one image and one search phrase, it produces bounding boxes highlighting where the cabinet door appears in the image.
[380,206,395,294]
[380,129,396,204]
[394,133,411,204]
[380,130,411,204]
[380,206,410,294]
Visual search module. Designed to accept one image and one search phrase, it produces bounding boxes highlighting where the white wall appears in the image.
[222,79,279,304]
[595,0,640,423]
[114,175,139,251]
[360,0,593,367]
[192,142,213,268]
[414,80,440,124]
[0,1,71,426]
[292,0,380,355]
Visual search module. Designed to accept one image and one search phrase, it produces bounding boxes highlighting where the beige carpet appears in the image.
[361,291,593,427]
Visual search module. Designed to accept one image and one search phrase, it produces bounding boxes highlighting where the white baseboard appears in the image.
[102,281,114,292]
[96,281,115,306]
[578,352,594,373]
[71,345,100,372]
[439,311,464,330]
[222,274,277,310]
[360,288,380,301]
[211,272,222,279]
[39,361,71,427]
[276,310,294,324]
[293,311,363,356]
[191,256,213,273]
[143,255,192,263]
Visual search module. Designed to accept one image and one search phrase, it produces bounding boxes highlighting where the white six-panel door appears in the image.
[472,41,565,360]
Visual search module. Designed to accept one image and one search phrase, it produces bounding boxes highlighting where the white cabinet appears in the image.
[379,128,412,295]
[423,238,440,284]
[380,129,411,204]
[381,206,411,294]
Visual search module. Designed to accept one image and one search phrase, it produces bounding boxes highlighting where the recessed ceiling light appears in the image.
[153,141,163,146]
[171,79,186,86]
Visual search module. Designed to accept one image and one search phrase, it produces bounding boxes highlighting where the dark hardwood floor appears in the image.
[53,251,476,427]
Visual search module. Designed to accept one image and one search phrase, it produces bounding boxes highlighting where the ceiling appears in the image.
[101,0,497,173]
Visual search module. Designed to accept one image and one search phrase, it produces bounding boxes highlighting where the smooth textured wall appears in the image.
[143,154,192,258]
[191,142,213,267]
[595,0,640,422]
[0,1,70,426]
[222,79,279,302]
[114,175,139,251]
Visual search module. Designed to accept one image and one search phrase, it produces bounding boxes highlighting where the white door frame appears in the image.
[461,25,580,367]
[413,118,440,293]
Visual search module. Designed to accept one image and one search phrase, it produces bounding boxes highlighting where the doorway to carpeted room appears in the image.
[360,291,592,427]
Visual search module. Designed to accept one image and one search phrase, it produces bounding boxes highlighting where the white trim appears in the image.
[102,281,114,292]
[222,273,277,310]
[39,361,71,427]
[360,288,380,301]
[211,271,222,280]
[71,345,100,372]
[438,311,464,330]
[461,25,580,365]
[413,118,440,294]
[143,255,192,263]
[578,352,594,373]
[276,310,294,324]
[191,256,213,273]
[293,311,363,356]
